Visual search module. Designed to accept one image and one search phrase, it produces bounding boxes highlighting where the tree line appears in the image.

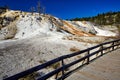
[70,11,120,25]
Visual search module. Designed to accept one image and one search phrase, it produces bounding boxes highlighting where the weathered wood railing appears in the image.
[4,38,120,80]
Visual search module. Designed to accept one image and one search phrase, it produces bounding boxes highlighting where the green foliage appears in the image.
[70,11,120,25]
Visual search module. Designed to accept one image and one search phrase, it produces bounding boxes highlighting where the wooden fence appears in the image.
[4,38,120,80]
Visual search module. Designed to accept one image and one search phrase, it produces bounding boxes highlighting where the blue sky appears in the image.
[0,0,120,19]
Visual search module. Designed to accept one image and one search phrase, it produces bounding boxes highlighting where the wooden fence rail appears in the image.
[4,38,120,80]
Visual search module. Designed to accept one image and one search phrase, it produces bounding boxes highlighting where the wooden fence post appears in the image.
[112,41,114,51]
[87,50,90,64]
[117,40,120,48]
[101,45,103,56]
[61,59,65,80]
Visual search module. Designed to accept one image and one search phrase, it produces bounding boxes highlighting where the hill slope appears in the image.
[0,10,117,40]
[0,9,119,80]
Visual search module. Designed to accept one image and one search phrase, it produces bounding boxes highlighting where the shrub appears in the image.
[19,72,39,80]
[50,62,60,69]
[38,60,46,63]
[70,46,80,52]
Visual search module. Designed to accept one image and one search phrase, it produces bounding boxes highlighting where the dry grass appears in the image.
[64,36,106,44]
[77,55,82,59]
[70,46,80,52]
[38,60,46,64]
[50,62,61,69]
[19,72,39,80]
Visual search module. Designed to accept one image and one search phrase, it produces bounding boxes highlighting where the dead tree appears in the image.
[37,0,41,15]
[42,7,45,14]
[30,7,35,15]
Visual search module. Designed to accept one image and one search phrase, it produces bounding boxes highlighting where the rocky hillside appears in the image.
[0,9,119,80]
[0,9,118,40]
